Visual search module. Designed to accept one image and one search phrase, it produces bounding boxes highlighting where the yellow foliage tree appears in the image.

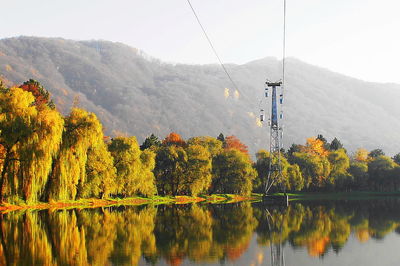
[48,108,103,201]
[0,87,63,203]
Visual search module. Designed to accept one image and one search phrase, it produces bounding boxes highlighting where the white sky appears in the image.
[2,0,400,83]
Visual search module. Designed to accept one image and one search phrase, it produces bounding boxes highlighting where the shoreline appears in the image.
[1,191,400,212]
[0,194,257,212]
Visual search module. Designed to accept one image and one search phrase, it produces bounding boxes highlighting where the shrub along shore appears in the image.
[0,79,400,210]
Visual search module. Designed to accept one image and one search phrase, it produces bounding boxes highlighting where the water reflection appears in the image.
[1,199,400,265]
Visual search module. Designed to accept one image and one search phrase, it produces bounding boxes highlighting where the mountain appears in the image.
[0,36,399,155]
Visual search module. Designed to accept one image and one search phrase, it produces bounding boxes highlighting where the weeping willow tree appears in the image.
[108,137,156,197]
[78,141,117,199]
[0,85,63,203]
[48,108,104,201]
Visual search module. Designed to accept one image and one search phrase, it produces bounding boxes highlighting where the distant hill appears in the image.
[0,36,399,155]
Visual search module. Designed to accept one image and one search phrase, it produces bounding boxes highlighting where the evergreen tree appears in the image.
[369,149,385,158]
[217,133,225,142]
[329,137,343,151]
[140,133,161,150]
[393,153,400,165]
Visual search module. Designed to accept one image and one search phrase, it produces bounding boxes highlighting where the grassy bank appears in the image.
[2,191,399,212]
[0,194,258,212]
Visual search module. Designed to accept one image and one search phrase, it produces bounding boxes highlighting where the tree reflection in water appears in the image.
[0,199,400,265]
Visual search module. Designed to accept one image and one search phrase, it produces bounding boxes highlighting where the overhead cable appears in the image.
[186,0,242,96]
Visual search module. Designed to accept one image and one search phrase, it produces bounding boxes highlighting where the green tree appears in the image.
[317,134,330,150]
[154,143,212,196]
[349,162,368,190]
[287,164,305,191]
[329,138,343,151]
[185,144,212,196]
[392,153,400,165]
[328,149,351,190]
[253,150,304,193]
[108,136,156,197]
[217,133,225,142]
[287,144,303,163]
[291,152,331,190]
[369,149,385,158]
[140,133,161,151]
[368,155,395,191]
[211,149,257,195]
[187,136,223,157]
[154,145,187,196]
[253,150,270,193]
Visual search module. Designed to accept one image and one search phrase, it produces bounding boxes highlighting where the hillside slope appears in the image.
[0,36,399,155]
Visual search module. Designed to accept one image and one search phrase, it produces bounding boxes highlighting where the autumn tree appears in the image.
[48,108,104,201]
[316,134,329,150]
[353,148,369,162]
[302,137,329,157]
[108,136,156,197]
[79,142,117,198]
[0,86,63,203]
[162,132,186,147]
[224,135,249,156]
[19,79,55,108]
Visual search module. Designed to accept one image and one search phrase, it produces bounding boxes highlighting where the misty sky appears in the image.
[2,0,400,84]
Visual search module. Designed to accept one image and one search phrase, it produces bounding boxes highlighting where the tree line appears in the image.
[0,80,399,204]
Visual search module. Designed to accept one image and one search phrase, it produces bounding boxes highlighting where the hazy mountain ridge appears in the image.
[0,36,399,155]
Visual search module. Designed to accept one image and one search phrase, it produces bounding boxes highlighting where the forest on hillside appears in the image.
[0,79,400,204]
[1,36,400,156]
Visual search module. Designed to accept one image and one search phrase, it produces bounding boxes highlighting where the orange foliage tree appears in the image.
[162,132,186,146]
[19,79,55,108]
[354,148,369,162]
[224,135,249,156]
[302,137,329,157]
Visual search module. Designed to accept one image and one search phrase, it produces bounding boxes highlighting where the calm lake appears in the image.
[1,198,400,265]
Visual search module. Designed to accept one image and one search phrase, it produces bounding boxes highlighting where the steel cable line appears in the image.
[186,0,243,97]
[282,0,287,89]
